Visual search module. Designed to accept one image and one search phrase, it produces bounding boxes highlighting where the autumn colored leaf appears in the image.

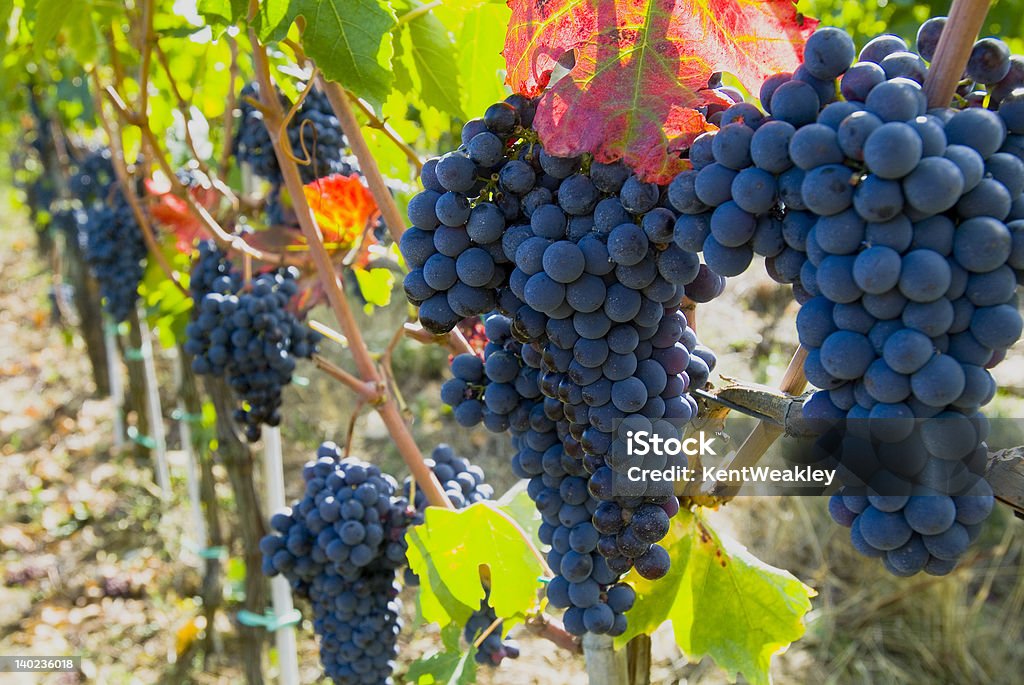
[303,173,379,249]
[145,178,220,253]
[503,0,817,182]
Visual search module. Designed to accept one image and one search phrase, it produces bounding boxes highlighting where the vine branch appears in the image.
[318,78,408,243]
[250,33,451,510]
[91,71,188,296]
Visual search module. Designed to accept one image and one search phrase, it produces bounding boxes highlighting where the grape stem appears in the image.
[703,345,808,501]
[318,78,410,244]
[403,319,477,357]
[922,0,993,107]
[310,354,382,403]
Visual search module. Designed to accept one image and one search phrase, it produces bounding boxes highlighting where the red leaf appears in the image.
[503,0,817,182]
[145,178,219,253]
[302,174,379,249]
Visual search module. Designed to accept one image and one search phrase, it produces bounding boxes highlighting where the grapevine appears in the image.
[4,2,1024,685]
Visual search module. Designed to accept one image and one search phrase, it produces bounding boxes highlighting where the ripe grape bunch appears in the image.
[184,240,321,441]
[260,442,414,685]
[402,445,518,667]
[672,21,1022,575]
[69,147,116,203]
[82,186,149,323]
[400,88,732,635]
[233,82,352,185]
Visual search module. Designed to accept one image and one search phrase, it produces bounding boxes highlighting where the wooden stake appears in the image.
[922,0,993,108]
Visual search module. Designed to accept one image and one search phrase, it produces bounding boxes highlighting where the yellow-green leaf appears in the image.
[32,0,66,58]
[254,0,297,43]
[397,1,463,118]
[354,266,393,309]
[405,502,545,631]
[616,510,815,685]
[403,623,477,685]
[196,0,248,27]
[435,1,509,118]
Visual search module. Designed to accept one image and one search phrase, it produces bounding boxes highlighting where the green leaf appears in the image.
[405,502,545,631]
[293,0,396,107]
[449,2,509,118]
[496,480,543,551]
[196,0,248,26]
[33,0,67,58]
[254,0,298,43]
[0,0,16,49]
[617,511,814,685]
[404,624,478,685]
[397,2,463,117]
[353,266,393,309]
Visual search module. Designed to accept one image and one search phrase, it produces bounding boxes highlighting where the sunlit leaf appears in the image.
[405,502,545,631]
[293,0,397,108]
[503,0,816,182]
[617,510,815,685]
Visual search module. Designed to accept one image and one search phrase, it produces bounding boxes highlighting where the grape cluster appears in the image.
[81,188,148,323]
[260,443,413,685]
[69,147,116,203]
[400,92,722,635]
[184,241,321,441]
[233,82,352,184]
[684,24,1021,574]
[401,445,517,666]
[404,444,495,510]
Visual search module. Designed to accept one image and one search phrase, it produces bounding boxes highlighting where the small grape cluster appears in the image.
[260,443,413,685]
[404,444,495,510]
[675,23,1022,575]
[82,188,148,323]
[184,240,321,441]
[233,82,352,184]
[402,445,517,667]
[440,319,542,432]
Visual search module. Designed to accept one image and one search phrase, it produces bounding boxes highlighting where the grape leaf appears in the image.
[196,0,248,27]
[33,0,68,58]
[254,0,298,43]
[503,0,816,182]
[616,510,815,685]
[353,267,393,309]
[404,624,478,685]
[302,173,379,248]
[392,0,464,118]
[292,0,397,108]
[405,502,545,631]
[145,178,219,254]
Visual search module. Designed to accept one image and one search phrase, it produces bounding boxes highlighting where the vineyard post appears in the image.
[177,348,226,659]
[583,634,628,685]
[261,426,301,685]
[137,304,171,497]
[172,347,208,554]
[203,374,267,685]
[29,93,112,395]
[104,322,126,449]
